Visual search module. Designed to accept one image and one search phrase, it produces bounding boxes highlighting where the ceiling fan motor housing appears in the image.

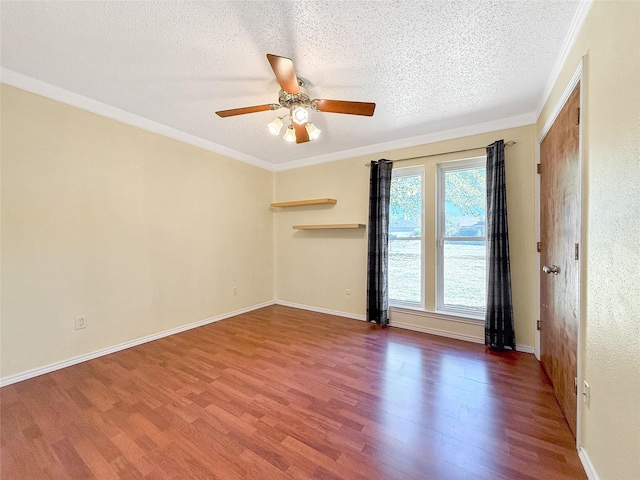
[277,88,317,111]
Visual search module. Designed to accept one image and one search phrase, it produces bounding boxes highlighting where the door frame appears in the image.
[535,57,585,449]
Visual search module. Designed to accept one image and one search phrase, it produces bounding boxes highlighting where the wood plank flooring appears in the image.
[1,305,586,479]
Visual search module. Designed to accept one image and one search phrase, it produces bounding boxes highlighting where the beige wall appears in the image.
[275,124,538,349]
[274,157,370,316]
[537,1,640,478]
[3,4,638,476]
[1,84,274,379]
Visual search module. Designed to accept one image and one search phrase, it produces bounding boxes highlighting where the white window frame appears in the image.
[388,165,424,309]
[436,157,486,318]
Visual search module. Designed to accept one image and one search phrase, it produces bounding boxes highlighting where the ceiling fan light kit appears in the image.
[267,116,285,135]
[216,54,375,144]
[291,106,309,125]
[283,125,297,143]
[305,122,321,140]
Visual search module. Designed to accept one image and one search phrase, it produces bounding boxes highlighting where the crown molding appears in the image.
[2,68,536,174]
[0,68,275,172]
[535,0,593,119]
[274,112,535,171]
[538,59,584,143]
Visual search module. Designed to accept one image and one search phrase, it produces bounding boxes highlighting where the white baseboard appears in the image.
[0,301,275,388]
[392,321,532,354]
[390,320,485,344]
[275,300,366,321]
[516,343,535,354]
[578,446,600,480]
[392,324,534,354]
[276,301,535,354]
[3,300,536,388]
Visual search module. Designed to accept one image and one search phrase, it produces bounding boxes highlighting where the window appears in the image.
[437,158,487,315]
[387,158,486,320]
[388,166,423,307]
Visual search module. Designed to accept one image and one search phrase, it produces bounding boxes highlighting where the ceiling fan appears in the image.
[215,54,376,144]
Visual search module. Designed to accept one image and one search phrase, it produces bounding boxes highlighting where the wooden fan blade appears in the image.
[216,104,278,117]
[314,99,376,116]
[294,122,310,144]
[266,54,300,94]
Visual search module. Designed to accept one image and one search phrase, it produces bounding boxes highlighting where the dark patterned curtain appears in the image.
[367,160,393,327]
[485,140,516,350]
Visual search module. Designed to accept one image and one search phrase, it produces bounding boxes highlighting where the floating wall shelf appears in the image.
[271,198,337,208]
[292,224,366,230]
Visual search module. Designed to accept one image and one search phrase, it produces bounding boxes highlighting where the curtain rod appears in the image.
[365,140,516,166]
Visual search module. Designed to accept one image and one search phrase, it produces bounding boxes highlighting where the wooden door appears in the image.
[539,82,581,437]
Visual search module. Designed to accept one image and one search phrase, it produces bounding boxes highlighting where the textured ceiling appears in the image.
[1,1,581,169]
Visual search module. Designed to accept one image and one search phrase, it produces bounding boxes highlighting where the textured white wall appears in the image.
[1,84,275,379]
[537,2,640,478]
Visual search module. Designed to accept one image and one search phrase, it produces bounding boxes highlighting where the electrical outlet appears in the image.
[75,315,87,330]
[232,286,237,296]
[583,381,591,407]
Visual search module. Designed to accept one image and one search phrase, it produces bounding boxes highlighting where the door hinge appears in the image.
[574,377,578,395]
[575,243,579,260]
[537,163,541,174]
[537,241,541,253]
[537,320,541,330]
[576,107,581,125]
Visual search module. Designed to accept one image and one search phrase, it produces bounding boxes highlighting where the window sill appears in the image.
[390,305,484,325]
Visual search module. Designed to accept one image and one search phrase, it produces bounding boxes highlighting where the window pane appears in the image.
[444,167,486,237]
[443,240,486,311]
[389,238,421,303]
[390,175,422,237]
[388,168,423,305]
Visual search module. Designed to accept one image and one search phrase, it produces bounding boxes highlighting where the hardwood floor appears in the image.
[1,305,586,479]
